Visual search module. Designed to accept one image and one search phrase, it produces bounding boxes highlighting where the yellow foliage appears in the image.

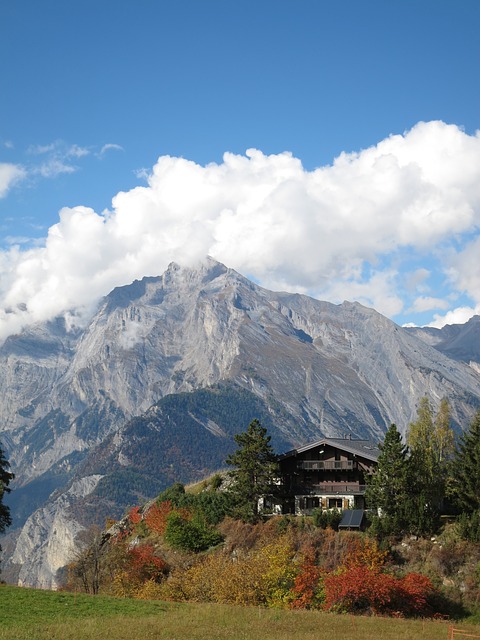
[134,578,165,600]
[157,533,297,608]
[111,570,137,598]
[258,536,297,607]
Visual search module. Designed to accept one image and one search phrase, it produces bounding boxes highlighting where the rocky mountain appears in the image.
[406,315,480,373]
[1,257,480,588]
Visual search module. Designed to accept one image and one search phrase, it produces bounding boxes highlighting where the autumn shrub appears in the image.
[316,528,360,571]
[128,505,142,525]
[343,537,388,571]
[144,500,174,535]
[317,535,436,616]
[323,565,434,616]
[159,553,260,604]
[290,546,324,609]
[157,533,297,607]
[128,543,168,582]
[259,536,297,607]
[134,577,166,600]
[219,517,270,553]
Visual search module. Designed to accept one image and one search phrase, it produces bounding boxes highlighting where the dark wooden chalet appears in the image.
[275,436,380,516]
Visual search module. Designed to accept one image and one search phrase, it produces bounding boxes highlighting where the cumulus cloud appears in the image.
[0,120,479,341]
[0,163,26,198]
[429,305,480,329]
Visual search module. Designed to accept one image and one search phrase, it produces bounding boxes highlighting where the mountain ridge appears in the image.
[1,257,480,588]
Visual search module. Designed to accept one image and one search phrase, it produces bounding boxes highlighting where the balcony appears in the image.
[289,483,366,496]
[312,483,366,495]
[297,460,355,471]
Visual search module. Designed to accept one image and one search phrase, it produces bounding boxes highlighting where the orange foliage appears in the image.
[144,500,174,534]
[128,543,168,582]
[323,565,434,616]
[290,546,324,609]
[128,505,142,525]
[342,537,388,571]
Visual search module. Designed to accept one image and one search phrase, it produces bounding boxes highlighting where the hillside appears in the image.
[2,257,480,588]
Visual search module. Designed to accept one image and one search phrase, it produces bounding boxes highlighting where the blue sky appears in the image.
[1,0,479,340]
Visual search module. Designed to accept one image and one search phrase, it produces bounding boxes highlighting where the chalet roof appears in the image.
[279,437,380,463]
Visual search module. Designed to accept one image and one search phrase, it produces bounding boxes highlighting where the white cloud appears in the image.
[27,143,57,155]
[0,121,480,341]
[446,236,480,304]
[67,144,90,158]
[34,159,77,178]
[27,140,90,178]
[409,296,450,313]
[4,236,33,246]
[98,143,124,157]
[429,305,480,329]
[0,163,26,198]
[405,268,431,293]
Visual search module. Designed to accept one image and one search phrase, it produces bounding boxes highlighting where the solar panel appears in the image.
[338,509,364,529]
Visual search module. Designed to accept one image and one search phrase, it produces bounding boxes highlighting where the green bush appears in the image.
[312,508,342,531]
[457,510,480,542]
[164,512,224,552]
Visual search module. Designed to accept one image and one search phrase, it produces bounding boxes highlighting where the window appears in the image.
[328,498,342,509]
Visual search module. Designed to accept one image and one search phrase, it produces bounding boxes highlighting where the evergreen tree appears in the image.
[451,410,480,514]
[0,442,14,535]
[0,442,14,574]
[365,424,411,535]
[226,419,278,522]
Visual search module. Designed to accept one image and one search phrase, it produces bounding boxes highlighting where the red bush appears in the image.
[144,500,173,534]
[323,565,434,616]
[128,543,168,582]
[290,546,324,609]
[128,505,142,525]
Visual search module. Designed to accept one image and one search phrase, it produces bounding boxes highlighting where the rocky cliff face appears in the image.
[7,475,103,590]
[1,257,480,588]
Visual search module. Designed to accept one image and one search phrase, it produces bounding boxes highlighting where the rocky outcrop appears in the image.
[7,475,103,590]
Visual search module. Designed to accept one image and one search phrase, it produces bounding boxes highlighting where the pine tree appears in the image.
[365,423,411,535]
[226,419,278,522]
[0,442,14,535]
[451,410,480,514]
[0,442,14,575]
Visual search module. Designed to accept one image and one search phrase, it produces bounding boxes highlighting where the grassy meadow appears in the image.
[2,585,480,640]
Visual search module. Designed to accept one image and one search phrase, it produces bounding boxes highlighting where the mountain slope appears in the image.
[406,315,480,372]
[1,257,480,588]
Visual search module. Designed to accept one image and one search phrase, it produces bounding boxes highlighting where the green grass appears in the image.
[1,585,480,640]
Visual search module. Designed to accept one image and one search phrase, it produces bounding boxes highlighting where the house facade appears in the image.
[275,436,380,516]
